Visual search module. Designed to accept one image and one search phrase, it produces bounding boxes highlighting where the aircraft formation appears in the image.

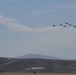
[52,22,76,28]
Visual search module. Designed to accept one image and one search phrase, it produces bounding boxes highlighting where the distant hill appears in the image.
[0,57,76,73]
[16,54,60,60]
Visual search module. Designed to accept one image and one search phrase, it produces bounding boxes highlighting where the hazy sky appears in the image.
[0,0,76,59]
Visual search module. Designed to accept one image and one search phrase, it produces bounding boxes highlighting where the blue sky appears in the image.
[0,0,76,59]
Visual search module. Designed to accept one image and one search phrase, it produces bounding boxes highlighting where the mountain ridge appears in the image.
[16,54,61,60]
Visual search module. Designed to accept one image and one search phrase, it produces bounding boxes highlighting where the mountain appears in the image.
[0,56,76,73]
[16,54,61,60]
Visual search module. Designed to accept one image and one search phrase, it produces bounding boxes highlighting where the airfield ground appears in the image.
[0,73,76,75]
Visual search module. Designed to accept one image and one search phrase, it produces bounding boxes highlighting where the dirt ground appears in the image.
[0,73,76,75]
